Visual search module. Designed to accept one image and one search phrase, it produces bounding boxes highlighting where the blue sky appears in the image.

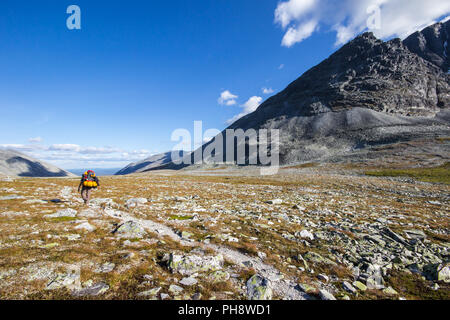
[0,0,449,169]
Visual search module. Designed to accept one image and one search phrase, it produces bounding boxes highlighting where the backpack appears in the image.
[82,170,98,188]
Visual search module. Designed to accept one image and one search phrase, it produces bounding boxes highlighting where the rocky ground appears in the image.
[0,164,448,300]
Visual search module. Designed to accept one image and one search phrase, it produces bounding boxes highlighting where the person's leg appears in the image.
[81,187,88,204]
[86,188,92,205]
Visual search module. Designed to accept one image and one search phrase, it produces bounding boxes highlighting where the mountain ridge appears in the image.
[118,21,450,172]
[0,149,76,177]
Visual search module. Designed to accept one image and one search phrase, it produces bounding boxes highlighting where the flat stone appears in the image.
[298,283,316,294]
[95,262,115,273]
[112,221,147,239]
[343,281,357,294]
[75,222,96,232]
[383,287,398,295]
[266,199,282,205]
[73,282,109,297]
[319,289,336,300]
[179,277,198,286]
[44,208,77,218]
[138,287,161,297]
[169,284,184,294]
[353,281,367,291]
[404,229,427,240]
[295,230,315,241]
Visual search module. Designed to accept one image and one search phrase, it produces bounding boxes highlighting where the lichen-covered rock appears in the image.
[304,251,337,266]
[208,270,230,283]
[46,267,81,291]
[112,221,147,239]
[246,275,272,300]
[168,253,224,276]
[44,208,77,218]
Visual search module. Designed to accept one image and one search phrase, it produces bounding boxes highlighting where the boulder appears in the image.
[112,221,147,239]
[246,275,272,300]
[168,253,224,276]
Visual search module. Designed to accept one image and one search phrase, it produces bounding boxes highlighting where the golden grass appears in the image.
[365,162,450,184]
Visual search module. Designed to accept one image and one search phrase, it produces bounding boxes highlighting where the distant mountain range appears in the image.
[0,149,75,177]
[117,20,450,174]
[115,151,187,175]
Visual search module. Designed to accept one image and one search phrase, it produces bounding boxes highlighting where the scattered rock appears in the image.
[44,208,77,218]
[353,281,367,291]
[179,277,198,286]
[343,281,357,294]
[75,222,96,232]
[304,251,337,266]
[126,198,148,208]
[208,270,230,283]
[73,282,109,297]
[169,284,184,294]
[404,229,427,240]
[112,221,147,239]
[266,199,282,205]
[138,287,161,297]
[95,262,115,273]
[383,287,398,295]
[295,230,315,241]
[168,253,224,276]
[246,275,272,300]
[319,289,336,300]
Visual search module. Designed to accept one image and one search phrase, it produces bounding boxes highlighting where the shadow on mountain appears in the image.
[6,157,69,177]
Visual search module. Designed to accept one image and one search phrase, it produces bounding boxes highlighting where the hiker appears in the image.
[78,170,100,205]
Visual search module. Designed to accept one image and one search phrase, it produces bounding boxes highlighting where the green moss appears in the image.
[50,217,77,222]
[365,162,450,184]
[386,270,450,300]
[169,215,194,221]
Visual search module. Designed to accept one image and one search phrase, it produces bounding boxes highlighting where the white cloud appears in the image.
[275,0,450,47]
[262,87,274,94]
[49,144,81,152]
[1,142,154,169]
[29,137,42,143]
[282,19,318,47]
[275,0,318,29]
[218,90,238,106]
[227,96,263,124]
[278,64,285,70]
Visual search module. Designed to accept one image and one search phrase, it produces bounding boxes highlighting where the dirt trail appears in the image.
[98,204,309,300]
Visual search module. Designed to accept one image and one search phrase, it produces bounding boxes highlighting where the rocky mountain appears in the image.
[183,20,450,166]
[127,21,450,170]
[0,149,75,177]
[403,20,450,73]
[116,151,187,175]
